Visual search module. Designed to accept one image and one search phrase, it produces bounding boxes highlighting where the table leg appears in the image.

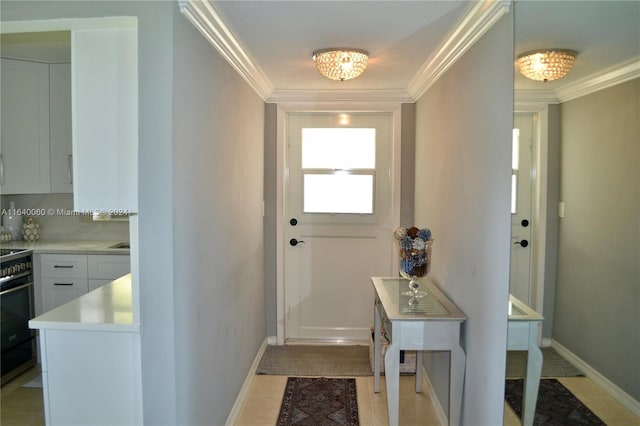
[384,336,400,426]
[415,351,423,392]
[449,345,466,426]
[522,345,543,426]
[374,302,381,393]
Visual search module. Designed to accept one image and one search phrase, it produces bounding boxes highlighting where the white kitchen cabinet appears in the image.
[0,59,51,194]
[0,59,73,195]
[88,254,130,291]
[72,28,138,213]
[49,63,73,194]
[41,278,88,312]
[40,253,130,311]
[30,276,142,426]
[41,254,88,312]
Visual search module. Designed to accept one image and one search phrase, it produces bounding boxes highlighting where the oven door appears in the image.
[1,280,36,380]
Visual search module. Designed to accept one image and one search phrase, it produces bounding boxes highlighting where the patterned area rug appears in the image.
[506,347,584,378]
[505,379,605,425]
[257,345,372,376]
[277,377,359,426]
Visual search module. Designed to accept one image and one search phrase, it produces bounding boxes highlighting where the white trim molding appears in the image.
[407,0,511,100]
[178,0,273,101]
[556,56,640,103]
[268,89,414,104]
[552,339,640,418]
[225,338,269,426]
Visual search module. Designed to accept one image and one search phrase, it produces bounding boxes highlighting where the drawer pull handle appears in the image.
[54,265,74,268]
[54,282,74,286]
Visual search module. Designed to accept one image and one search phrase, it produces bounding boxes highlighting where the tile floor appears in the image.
[1,366,45,426]
[2,366,639,426]
[236,375,640,426]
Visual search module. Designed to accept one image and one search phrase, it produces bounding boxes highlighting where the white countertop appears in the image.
[1,239,130,255]
[29,274,139,332]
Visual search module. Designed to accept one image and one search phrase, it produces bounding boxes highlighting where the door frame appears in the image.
[275,101,403,344]
[514,102,550,344]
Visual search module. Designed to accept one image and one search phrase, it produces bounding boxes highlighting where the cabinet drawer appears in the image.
[41,254,87,278]
[87,255,130,280]
[41,278,89,312]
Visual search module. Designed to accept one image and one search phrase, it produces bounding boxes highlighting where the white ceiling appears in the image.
[2,1,638,102]
[211,0,470,92]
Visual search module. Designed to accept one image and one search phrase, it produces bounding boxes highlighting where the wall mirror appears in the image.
[508,1,639,424]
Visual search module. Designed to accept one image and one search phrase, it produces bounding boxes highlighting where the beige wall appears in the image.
[555,78,640,400]
[171,7,266,424]
[413,10,514,424]
[1,2,267,424]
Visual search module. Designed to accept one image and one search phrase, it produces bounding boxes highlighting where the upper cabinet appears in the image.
[49,63,73,194]
[71,28,138,213]
[1,27,138,213]
[0,59,52,194]
[0,59,72,195]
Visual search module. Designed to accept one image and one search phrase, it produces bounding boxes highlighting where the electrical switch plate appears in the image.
[558,201,565,218]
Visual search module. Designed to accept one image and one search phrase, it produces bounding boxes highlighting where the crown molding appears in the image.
[268,89,414,104]
[555,56,640,103]
[515,57,640,105]
[514,90,559,105]
[178,0,273,101]
[406,0,511,100]
[179,0,510,104]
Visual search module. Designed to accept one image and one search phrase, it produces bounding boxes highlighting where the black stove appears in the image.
[0,248,31,257]
[0,247,36,384]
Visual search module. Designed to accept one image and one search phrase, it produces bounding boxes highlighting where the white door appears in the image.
[285,112,395,341]
[510,113,535,304]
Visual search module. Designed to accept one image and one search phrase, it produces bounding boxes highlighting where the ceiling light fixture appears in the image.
[312,48,369,81]
[516,49,577,82]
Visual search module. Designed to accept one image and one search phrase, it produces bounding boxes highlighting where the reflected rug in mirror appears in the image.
[506,347,584,378]
[505,378,605,425]
[277,377,359,426]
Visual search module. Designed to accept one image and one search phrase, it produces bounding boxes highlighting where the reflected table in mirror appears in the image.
[371,277,466,426]
[508,294,544,426]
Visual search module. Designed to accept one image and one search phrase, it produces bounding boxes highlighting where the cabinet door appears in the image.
[88,255,130,280]
[40,254,87,278]
[49,63,73,194]
[72,27,138,212]
[0,59,51,194]
[42,278,89,312]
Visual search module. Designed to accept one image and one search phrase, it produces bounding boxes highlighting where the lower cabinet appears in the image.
[38,327,142,425]
[40,253,130,312]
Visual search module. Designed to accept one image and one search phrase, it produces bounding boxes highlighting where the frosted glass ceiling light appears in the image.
[516,49,577,82]
[312,48,369,81]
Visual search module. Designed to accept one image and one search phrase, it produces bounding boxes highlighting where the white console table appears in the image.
[507,294,543,426]
[372,277,466,426]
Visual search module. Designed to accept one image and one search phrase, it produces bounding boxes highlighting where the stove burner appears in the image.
[0,248,31,257]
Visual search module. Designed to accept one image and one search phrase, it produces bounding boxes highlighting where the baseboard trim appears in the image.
[421,366,448,425]
[551,339,640,417]
[225,338,268,426]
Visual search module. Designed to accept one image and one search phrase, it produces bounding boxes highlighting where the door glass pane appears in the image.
[511,128,520,214]
[303,174,374,214]
[302,128,375,169]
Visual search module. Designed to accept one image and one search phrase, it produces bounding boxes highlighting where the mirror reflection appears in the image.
[507,1,639,424]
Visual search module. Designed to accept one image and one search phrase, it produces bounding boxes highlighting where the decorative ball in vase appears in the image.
[393,226,433,297]
[22,216,40,242]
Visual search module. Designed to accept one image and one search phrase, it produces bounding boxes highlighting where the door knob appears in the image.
[514,239,529,248]
[290,238,305,246]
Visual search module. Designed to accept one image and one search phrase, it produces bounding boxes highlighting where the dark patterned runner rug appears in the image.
[277,377,359,426]
[505,379,606,425]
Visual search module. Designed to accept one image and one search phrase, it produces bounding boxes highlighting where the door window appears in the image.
[301,128,376,214]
